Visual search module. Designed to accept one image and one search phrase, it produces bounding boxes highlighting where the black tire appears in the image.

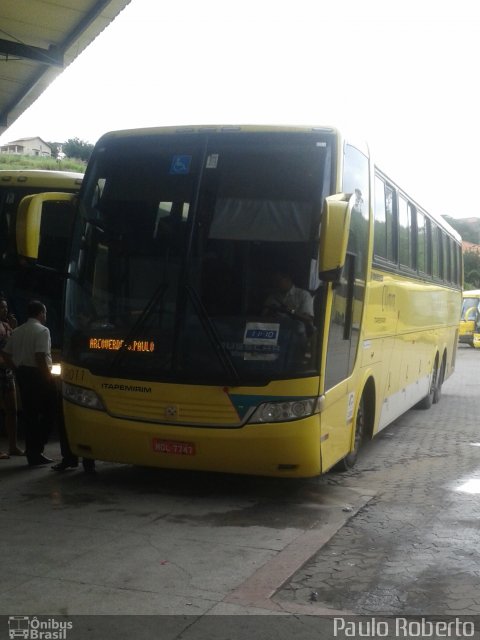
[334,395,365,471]
[433,357,445,404]
[417,358,438,410]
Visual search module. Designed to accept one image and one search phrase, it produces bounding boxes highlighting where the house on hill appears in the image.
[0,136,52,157]
[463,240,480,255]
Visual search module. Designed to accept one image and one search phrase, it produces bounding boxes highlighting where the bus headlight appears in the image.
[62,382,105,411]
[249,398,320,424]
[51,363,62,376]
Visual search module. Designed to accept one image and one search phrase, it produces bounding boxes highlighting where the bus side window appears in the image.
[416,211,427,274]
[374,176,397,263]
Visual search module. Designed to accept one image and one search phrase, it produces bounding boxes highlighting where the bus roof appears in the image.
[463,289,480,297]
[95,123,373,172]
[96,123,342,143]
[92,124,457,241]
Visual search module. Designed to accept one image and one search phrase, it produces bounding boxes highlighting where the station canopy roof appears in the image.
[0,0,131,134]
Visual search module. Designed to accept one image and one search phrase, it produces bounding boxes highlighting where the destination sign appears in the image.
[88,338,155,352]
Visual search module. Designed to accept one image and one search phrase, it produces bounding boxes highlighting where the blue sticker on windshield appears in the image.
[170,155,192,175]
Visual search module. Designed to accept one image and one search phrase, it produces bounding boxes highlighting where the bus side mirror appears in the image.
[16,192,76,271]
[318,193,354,282]
[16,194,37,258]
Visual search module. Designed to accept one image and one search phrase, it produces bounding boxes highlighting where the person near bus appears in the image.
[0,296,23,459]
[51,416,96,474]
[1,300,55,466]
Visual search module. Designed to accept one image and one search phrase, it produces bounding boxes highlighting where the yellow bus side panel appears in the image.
[362,272,460,434]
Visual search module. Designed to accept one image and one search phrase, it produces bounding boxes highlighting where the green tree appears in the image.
[466,270,480,288]
[464,251,480,289]
[63,138,94,162]
[444,215,480,244]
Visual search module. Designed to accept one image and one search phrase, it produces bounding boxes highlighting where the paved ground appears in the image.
[0,345,479,638]
[275,345,480,615]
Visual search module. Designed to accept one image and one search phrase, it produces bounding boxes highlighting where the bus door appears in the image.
[318,191,369,471]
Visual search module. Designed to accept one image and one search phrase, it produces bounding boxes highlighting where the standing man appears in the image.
[2,300,55,466]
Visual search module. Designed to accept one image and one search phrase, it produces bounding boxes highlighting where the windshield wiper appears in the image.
[108,281,169,372]
[185,284,240,386]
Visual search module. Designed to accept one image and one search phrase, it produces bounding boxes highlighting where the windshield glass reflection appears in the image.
[64,131,333,384]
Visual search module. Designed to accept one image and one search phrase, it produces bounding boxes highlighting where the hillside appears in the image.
[443,215,480,244]
[0,154,85,174]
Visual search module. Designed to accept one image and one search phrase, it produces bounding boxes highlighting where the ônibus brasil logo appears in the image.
[8,616,73,639]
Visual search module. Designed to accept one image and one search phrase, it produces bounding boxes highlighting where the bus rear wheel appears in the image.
[433,356,446,404]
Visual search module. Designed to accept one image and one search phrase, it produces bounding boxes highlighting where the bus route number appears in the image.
[63,366,85,385]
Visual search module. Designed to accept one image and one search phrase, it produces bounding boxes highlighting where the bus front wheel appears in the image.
[416,358,439,410]
[334,395,365,471]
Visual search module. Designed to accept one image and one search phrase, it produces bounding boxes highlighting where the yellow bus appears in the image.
[0,169,83,370]
[22,126,462,477]
[459,290,480,348]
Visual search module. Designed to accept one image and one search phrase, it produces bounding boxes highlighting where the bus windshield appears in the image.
[461,296,479,321]
[65,131,334,384]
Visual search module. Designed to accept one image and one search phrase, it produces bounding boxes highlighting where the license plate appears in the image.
[152,438,196,456]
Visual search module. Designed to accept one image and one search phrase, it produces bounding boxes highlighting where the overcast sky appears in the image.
[1,0,479,219]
